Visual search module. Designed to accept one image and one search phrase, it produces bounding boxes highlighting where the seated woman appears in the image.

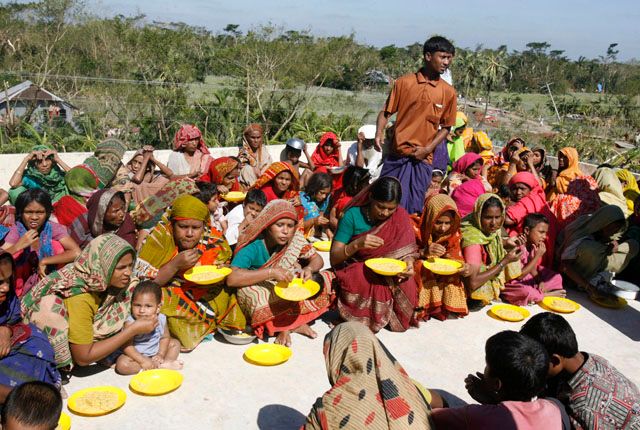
[461,194,522,307]
[0,250,60,402]
[52,164,99,227]
[504,171,557,268]
[2,190,80,297]
[531,147,556,192]
[593,167,631,216]
[415,194,469,321]
[302,322,432,430]
[69,189,137,249]
[486,137,524,188]
[300,172,333,240]
[200,156,242,194]
[167,124,211,179]
[559,205,639,302]
[448,153,492,218]
[8,145,70,205]
[238,124,273,188]
[135,195,245,351]
[227,200,331,347]
[616,168,640,212]
[126,146,173,204]
[251,161,303,218]
[329,166,370,231]
[330,177,418,333]
[21,234,152,369]
[311,132,343,190]
[502,214,565,306]
[548,147,600,229]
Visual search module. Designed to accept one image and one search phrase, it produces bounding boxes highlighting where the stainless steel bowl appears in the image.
[219,328,257,345]
[612,279,639,300]
[286,137,305,150]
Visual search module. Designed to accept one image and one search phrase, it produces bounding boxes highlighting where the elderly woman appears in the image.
[238,123,273,188]
[0,250,60,402]
[200,156,243,194]
[8,145,70,204]
[330,177,418,333]
[461,194,522,307]
[126,146,173,204]
[167,124,212,179]
[227,200,331,347]
[21,234,152,369]
[135,195,245,350]
[2,189,80,297]
[69,189,137,249]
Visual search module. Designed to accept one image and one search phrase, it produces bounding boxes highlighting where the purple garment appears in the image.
[431,140,450,172]
[380,154,432,215]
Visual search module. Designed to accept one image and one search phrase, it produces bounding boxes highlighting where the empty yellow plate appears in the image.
[56,412,71,430]
[541,297,580,313]
[274,278,320,302]
[67,386,126,417]
[222,191,246,202]
[244,343,292,366]
[130,369,184,396]
[490,304,530,322]
[312,241,332,252]
[423,258,463,275]
[184,265,232,285]
[365,258,407,276]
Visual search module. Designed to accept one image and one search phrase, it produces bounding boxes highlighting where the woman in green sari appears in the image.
[8,145,70,204]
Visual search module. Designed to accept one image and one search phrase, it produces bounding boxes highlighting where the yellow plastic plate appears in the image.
[244,343,292,366]
[490,304,530,322]
[423,258,463,275]
[56,412,71,430]
[590,294,627,309]
[312,241,332,252]
[541,297,580,313]
[67,386,126,417]
[184,265,232,285]
[129,369,184,396]
[274,278,320,302]
[365,258,407,276]
[411,378,433,405]
[222,191,246,202]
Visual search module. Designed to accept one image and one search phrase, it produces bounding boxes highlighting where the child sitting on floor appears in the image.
[502,213,565,305]
[195,181,227,233]
[301,172,333,240]
[329,165,370,231]
[116,281,183,375]
[1,381,62,430]
[225,188,267,248]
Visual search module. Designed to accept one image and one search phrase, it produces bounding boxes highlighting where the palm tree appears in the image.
[478,48,510,126]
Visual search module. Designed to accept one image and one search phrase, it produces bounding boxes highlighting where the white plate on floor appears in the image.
[612,280,639,300]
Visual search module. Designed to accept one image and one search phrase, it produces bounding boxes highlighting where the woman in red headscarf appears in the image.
[250,162,303,219]
[311,132,344,190]
[200,157,242,193]
[167,124,212,179]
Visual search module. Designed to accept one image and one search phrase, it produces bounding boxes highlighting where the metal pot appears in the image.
[286,137,305,150]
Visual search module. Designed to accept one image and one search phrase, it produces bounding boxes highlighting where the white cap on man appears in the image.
[358,124,376,140]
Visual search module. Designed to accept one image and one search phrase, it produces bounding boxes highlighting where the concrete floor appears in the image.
[61,283,640,430]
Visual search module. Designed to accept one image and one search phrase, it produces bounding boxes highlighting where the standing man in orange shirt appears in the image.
[376,36,457,215]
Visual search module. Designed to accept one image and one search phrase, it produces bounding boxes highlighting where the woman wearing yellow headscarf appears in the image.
[134,194,245,350]
[616,168,640,212]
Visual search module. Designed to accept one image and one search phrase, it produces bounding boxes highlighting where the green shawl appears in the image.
[8,144,68,203]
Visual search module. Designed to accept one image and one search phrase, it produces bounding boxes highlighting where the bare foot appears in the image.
[292,323,317,339]
[160,360,184,370]
[544,289,567,298]
[275,331,292,347]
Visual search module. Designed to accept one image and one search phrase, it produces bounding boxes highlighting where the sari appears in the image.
[415,194,468,320]
[0,251,60,388]
[8,145,68,204]
[131,178,199,229]
[532,147,554,191]
[233,200,331,339]
[311,132,341,171]
[506,171,558,267]
[451,178,487,218]
[69,189,137,249]
[84,138,128,189]
[21,234,136,367]
[135,195,245,350]
[200,156,241,191]
[461,194,521,304]
[251,162,303,218]
[168,124,212,176]
[616,169,640,212]
[334,180,419,333]
[52,165,98,227]
[238,124,273,187]
[127,150,170,204]
[303,322,432,430]
[594,167,631,216]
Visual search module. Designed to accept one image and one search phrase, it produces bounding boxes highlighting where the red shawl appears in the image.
[311,132,340,169]
[200,156,241,191]
[173,124,210,154]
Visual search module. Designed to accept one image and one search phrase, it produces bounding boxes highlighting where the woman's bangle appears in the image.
[268,268,273,279]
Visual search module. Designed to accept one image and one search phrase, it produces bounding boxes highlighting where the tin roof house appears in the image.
[0,80,76,127]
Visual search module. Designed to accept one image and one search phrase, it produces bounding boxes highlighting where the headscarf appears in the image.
[418,194,461,251]
[509,171,540,191]
[131,178,200,229]
[127,149,155,177]
[303,321,432,430]
[615,169,640,212]
[64,165,99,200]
[452,152,483,175]
[251,161,300,205]
[0,250,21,325]
[235,199,297,254]
[451,178,487,218]
[311,132,341,168]
[80,189,136,248]
[593,167,631,216]
[10,145,68,203]
[200,157,241,191]
[173,124,210,154]
[469,131,494,163]
[84,138,127,188]
[239,124,264,168]
[559,205,626,256]
[555,147,583,194]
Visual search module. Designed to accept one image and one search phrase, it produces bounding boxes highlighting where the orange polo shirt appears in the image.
[384,69,457,156]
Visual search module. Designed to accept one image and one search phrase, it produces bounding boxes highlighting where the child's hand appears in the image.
[315,216,329,227]
[427,243,447,258]
[140,357,157,371]
[465,372,499,405]
[535,242,547,256]
[151,354,165,365]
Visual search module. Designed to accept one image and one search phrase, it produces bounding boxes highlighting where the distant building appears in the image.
[0,80,76,127]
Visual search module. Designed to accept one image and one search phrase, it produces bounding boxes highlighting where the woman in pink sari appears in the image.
[330,177,419,333]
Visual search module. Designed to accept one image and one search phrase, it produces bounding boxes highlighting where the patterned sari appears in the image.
[251,161,304,218]
[334,181,419,333]
[134,195,245,350]
[200,156,242,191]
[238,123,273,187]
[303,322,432,430]
[21,234,136,367]
[233,200,331,338]
[415,194,468,321]
[8,144,68,204]
[131,178,199,229]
